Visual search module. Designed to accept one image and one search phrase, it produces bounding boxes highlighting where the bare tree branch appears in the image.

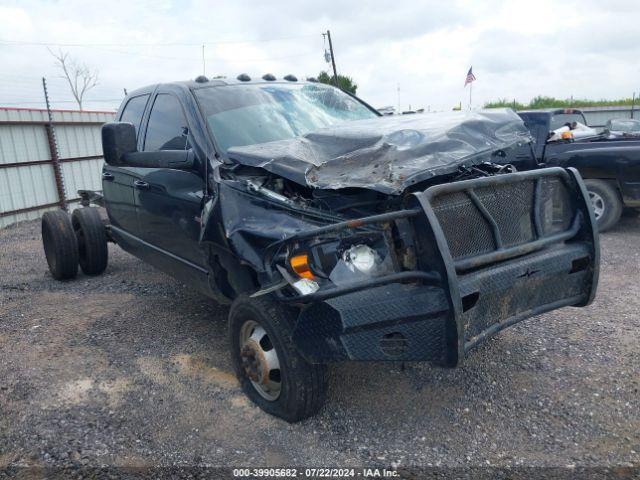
[48,48,99,110]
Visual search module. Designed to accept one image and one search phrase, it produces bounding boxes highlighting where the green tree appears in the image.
[317,71,358,95]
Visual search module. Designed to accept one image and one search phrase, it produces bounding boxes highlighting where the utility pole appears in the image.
[631,92,636,119]
[202,45,206,77]
[326,30,339,88]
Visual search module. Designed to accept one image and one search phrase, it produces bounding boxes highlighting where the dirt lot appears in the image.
[0,213,639,473]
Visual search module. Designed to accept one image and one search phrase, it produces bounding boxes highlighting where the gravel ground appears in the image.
[0,212,639,474]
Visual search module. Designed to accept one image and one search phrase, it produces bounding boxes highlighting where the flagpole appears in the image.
[469,82,472,110]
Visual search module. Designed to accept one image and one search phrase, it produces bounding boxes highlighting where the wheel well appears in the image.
[583,177,622,198]
[206,245,259,300]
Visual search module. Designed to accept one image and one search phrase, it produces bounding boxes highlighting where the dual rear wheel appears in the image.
[41,207,108,280]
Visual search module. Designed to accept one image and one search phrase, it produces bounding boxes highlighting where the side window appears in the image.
[549,113,587,131]
[119,94,149,136]
[143,94,191,151]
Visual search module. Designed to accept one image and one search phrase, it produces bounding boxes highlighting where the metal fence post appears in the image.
[42,77,68,211]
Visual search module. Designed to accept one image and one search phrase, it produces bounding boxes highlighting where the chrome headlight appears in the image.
[281,240,393,295]
[329,243,392,286]
[342,244,379,274]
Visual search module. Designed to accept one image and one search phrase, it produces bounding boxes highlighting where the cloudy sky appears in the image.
[1,0,638,112]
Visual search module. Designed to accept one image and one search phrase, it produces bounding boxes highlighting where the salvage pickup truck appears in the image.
[40,76,599,422]
[516,108,640,231]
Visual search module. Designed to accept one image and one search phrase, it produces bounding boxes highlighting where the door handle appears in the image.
[102,172,114,181]
[134,180,150,190]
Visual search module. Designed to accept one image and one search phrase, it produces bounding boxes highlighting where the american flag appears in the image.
[464,66,476,87]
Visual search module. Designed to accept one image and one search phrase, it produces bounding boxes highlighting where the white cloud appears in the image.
[0,0,639,111]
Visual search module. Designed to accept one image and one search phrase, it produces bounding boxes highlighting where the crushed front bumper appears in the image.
[278,168,599,366]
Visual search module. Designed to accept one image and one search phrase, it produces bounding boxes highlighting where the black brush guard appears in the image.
[275,167,599,366]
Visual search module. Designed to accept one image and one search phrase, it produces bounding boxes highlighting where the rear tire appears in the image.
[229,295,328,422]
[584,179,622,232]
[71,207,108,275]
[41,210,79,280]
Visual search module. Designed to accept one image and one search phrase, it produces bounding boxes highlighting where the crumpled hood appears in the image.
[226,108,531,194]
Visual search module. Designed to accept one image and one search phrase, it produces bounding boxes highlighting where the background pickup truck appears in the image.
[516,108,640,231]
[40,77,599,421]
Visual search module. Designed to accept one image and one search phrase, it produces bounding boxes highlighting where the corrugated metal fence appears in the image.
[0,107,115,227]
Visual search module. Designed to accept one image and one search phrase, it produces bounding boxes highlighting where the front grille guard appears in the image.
[415,167,582,273]
[413,167,598,364]
[263,167,597,307]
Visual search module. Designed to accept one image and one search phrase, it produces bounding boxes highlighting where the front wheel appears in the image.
[229,295,328,422]
[584,179,622,232]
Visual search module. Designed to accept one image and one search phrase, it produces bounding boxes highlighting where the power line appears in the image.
[210,52,316,63]
[0,99,122,105]
[0,34,317,48]
[82,46,316,62]
[1,42,319,64]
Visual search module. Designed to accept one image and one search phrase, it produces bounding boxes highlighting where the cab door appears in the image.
[134,92,206,267]
[102,93,149,235]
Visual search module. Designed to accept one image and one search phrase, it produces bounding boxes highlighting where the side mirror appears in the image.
[102,122,137,166]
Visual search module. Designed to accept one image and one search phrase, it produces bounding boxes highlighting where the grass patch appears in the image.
[484,95,637,110]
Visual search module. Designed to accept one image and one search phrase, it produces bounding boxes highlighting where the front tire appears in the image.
[229,295,328,422]
[41,210,79,280]
[584,179,622,232]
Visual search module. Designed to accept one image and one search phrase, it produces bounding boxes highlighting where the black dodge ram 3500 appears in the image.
[41,76,599,421]
[516,108,640,231]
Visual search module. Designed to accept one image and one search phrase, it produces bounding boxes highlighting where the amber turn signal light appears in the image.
[289,254,314,280]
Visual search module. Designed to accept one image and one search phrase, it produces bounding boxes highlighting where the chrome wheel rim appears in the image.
[239,320,281,401]
[589,191,605,219]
